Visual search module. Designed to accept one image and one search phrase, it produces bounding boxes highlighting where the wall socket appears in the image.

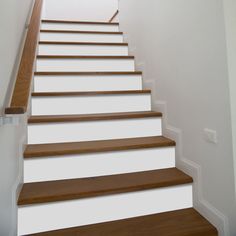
[204,128,218,144]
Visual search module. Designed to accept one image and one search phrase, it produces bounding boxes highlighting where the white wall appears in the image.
[0,0,34,114]
[119,0,236,235]
[223,0,236,196]
[43,0,118,22]
[0,0,33,235]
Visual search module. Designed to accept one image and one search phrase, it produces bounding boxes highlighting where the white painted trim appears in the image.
[9,114,28,236]
[143,79,229,236]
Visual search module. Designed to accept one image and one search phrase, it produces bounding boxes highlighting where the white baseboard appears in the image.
[143,78,229,236]
[9,114,28,236]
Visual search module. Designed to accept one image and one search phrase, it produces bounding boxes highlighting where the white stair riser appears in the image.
[40,32,123,43]
[34,75,142,92]
[36,59,135,72]
[41,23,119,32]
[18,185,193,235]
[28,118,162,144]
[38,44,128,56]
[24,148,175,183]
[31,95,151,115]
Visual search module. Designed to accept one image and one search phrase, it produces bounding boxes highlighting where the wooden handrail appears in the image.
[109,10,119,23]
[5,0,43,115]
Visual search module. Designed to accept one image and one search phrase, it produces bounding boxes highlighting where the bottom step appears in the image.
[27,208,218,236]
[18,168,193,235]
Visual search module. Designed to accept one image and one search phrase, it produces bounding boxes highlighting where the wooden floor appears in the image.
[27,208,218,236]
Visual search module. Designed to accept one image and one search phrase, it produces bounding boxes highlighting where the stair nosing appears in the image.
[18,168,193,205]
[31,90,151,97]
[37,55,134,59]
[39,41,128,46]
[24,136,176,158]
[34,71,142,76]
[40,29,123,34]
[28,111,162,124]
[42,19,119,25]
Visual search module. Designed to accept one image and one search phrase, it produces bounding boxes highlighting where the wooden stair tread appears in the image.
[42,19,119,25]
[37,55,134,59]
[26,208,218,236]
[18,168,193,205]
[28,111,162,123]
[24,136,175,158]
[39,41,128,46]
[34,71,142,76]
[40,29,123,34]
[31,90,151,97]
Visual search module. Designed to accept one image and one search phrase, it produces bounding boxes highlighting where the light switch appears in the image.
[204,128,218,144]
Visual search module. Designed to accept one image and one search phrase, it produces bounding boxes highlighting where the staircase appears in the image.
[17,18,218,236]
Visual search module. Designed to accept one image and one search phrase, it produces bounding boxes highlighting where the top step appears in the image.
[42,20,119,25]
[41,19,120,32]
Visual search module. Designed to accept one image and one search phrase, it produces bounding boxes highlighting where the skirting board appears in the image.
[9,114,28,236]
